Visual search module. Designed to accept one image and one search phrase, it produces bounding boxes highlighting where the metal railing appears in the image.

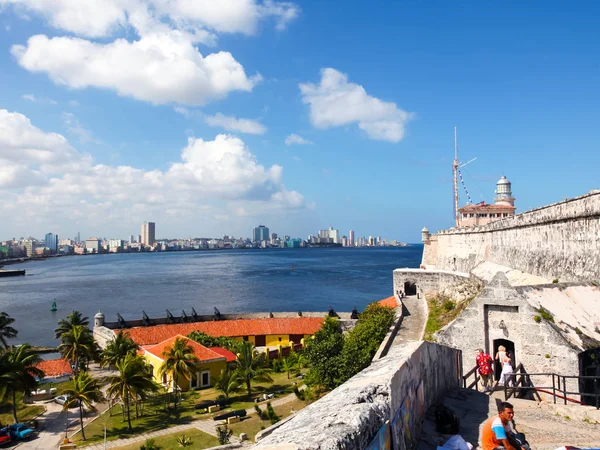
[505,365,600,409]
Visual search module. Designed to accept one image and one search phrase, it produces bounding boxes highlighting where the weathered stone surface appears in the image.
[253,341,461,450]
[393,268,470,296]
[421,190,600,282]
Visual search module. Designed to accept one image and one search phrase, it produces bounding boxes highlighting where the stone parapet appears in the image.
[393,268,470,296]
[253,341,462,450]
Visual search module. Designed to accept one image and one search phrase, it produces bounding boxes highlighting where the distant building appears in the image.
[253,225,269,243]
[141,222,156,246]
[318,227,340,244]
[77,232,80,244]
[45,233,58,252]
[137,234,142,244]
[86,238,100,254]
[24,240,34,257]
[458,176,516,227]
[349,230,355,247]
[270,233,278,244]
[129,235,135,244]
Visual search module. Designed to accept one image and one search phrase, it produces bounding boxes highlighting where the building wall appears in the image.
[436,273,581,397]
[393,268,470,295]
[144,352,226,391]
[422,190,600,282]
[254,341,462,450]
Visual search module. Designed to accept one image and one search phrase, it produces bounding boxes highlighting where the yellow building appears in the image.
[142,335,236,391]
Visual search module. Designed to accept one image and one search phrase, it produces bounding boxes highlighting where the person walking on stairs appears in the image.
[476,348,494,392]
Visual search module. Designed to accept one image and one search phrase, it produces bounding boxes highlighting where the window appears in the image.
[201,371,210,388]
[162,373,168,385]
[243,336,249,341]
[190,372,199,389]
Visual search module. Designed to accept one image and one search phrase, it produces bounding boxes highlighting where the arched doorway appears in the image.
[579,348,600,406]
[404,281,417,296]
[493,338,516,381]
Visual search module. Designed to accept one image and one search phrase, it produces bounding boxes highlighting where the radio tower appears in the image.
[453,127,459,227]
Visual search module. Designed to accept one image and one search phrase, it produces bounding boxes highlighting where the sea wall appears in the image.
[422,190,600,282]
[393,268,470,295]
[253,341,462,450]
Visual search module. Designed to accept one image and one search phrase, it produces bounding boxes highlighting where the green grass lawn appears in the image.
[0,401,44,426]
[73,370,305,445]
[111,428,219,450]
[226,398,309,441]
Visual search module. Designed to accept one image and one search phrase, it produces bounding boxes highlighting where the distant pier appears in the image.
[0,269,26,277]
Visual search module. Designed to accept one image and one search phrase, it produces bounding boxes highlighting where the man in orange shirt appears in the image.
[481,402,517,450]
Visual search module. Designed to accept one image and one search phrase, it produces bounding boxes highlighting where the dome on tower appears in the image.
[497,176,511,185]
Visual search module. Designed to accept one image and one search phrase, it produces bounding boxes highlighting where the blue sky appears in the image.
[1,1,599,242]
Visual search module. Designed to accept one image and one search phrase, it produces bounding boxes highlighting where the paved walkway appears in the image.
[79,389,301,449]
[389,294,427,348]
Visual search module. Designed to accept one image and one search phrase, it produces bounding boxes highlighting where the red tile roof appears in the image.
[35,358,73,378]
[378,296,399,308]
[144,335,226,363]
[209,347,237,362]
[121,317,325,346]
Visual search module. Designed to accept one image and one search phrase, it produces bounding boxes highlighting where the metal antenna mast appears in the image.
[453,127,459,227]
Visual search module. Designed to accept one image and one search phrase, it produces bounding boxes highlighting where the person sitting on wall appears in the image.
[476,349,494,392]
[481,402,518,450]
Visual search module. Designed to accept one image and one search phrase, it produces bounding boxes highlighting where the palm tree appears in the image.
[233,341,273,396]
[296,354,307,372]
[55,311,89,340]
[102,331,139,368]
[213,366,242,399]
[0,344,44,423]
[59,325,96,376]
[62,371,105,441]
[159,338,199,409]
[281,354,298,380]
[106,354,158,431]
[0,312,18,349]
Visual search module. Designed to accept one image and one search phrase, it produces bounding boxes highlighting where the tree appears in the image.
[187,332,242,354]
[0,312,17,349]
[159,338,199,409]
[296,353,307,371]
[62,371,105,441]
[303,317,344,389]
[233,341,272,396]
[281,354,298,380]
[102,331,139,368]
[59,325,97,376]
[107,354,158,431]
[55,311,89,340]
[212,366,242,399]
[0,344,44,423]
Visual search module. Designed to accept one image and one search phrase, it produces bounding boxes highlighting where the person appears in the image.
[476,349,494,392]
[481,402,518,450]
[500,351,514,387]
[495,345,507,381]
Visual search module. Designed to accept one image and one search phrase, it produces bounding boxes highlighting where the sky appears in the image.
[1,1,599,242]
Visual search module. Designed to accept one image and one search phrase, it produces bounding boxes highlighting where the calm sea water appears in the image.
[0,246,422,347]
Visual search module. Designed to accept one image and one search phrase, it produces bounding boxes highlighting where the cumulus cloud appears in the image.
[299,68,413,142]
[12,33,261,106]
[204,113,267,135]
[0,108,307,230]
[1,0,299,38]
[285,133,312,146]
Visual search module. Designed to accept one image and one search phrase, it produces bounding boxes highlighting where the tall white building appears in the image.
[349,230,355,247]
[141,222,156,246]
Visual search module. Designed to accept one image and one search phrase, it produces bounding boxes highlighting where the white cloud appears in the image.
[299,68,413,142]
[12,33,261,106]
[22,94,57,104]
[61,112,97,144]
[1,0,299,38]
[1,109,307,231]
[204,113,267,135]
[285,133,312,146]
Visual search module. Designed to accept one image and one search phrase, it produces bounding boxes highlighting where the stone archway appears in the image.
[493,338,516,381]
[579,348,600,406]
[404,281,417,296]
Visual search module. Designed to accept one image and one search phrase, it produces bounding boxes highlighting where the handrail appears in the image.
[462,365,480,391]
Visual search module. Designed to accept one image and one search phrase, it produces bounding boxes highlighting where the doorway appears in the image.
[493,338,516,381]
[579,348,600,406]
[404,281,417,296]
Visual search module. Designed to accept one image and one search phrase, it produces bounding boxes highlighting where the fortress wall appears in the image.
[393,268,470,295]
[424,191,600,282]
[254,341,462,450]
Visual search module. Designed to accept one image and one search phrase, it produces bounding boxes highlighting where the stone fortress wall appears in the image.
[422,190,600,282]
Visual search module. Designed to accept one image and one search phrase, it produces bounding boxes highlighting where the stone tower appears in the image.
[494,176,515,207]
[94,311,105,328]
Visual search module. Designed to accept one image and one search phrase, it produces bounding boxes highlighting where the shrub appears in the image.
[272,358,284,373]
[176,434,192,447]
[293,386,305,401]
[534,315,541,323]
[545,354,551,358]
[216,425,233,445]
[266,401,280,424]
[254,404,268,420]
[442,300,455,311]
[575,327,582,335]
[140,439,160,450]
[536,307,555,323]
[552,278,559,284]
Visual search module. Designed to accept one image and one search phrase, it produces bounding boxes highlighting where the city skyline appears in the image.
[2,2,600,241]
